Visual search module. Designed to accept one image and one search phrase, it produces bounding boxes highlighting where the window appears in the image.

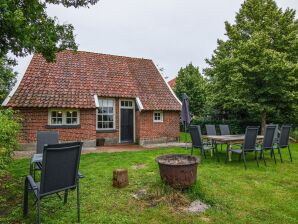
[153,111,163,122]
[49,109,80,125]
[97,99,115,130]
[121,101,133,107]
[66,111,78,125]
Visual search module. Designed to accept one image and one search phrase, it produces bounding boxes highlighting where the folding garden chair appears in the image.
[189,125,218,161]
[227,126,262,169]
[219,124,230,135]
[24,142,83,224]
[273,125,292,162]
[257,125,276,165]
[30,131,59,179]
[219,124,231,151]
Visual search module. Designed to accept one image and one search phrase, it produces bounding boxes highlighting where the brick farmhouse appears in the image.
[3,51,181,149]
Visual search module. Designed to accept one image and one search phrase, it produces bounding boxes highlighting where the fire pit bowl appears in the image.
[155,154,200,189]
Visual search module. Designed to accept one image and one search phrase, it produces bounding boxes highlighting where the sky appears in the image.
[14,0,297,81]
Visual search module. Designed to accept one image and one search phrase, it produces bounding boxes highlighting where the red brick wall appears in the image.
[16,105,180,146]
[136,110,180,144]
[17,108,96,143]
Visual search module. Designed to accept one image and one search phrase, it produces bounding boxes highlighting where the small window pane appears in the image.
[72,118,77,124]
[66,118,72,124]
[108,100,113,107]
[108,122,113,128]
[103,115,108,121]
[102,107,108,113]
[98,122,102,129]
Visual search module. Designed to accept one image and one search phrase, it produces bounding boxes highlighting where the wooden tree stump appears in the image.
[113,169,128,188]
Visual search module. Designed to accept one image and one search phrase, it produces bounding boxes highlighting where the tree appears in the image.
[0,0,99,103]
[175,63,208,116]
[0,57,16,103]
[204,0,298,133]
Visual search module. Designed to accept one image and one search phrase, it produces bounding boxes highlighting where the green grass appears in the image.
[180,132,191,143]
[1,145,298,224]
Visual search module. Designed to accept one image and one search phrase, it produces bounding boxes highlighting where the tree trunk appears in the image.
[113,169,128,188]
[261,110,266,135]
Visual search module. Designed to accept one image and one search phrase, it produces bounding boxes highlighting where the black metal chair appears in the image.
[24,142,83,224]
[257,125,276,165]
[273,125,292,162]
[206,124,217,136]
[189,125,218,161]
[31,131,59,178]
[228,126,262,169]
[219,124,230,135]
[219,124,231,151]
[36,131,59,154]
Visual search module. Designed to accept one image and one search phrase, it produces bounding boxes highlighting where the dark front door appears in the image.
[121,108,134,143]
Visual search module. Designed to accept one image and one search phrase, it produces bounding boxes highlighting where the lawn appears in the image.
[1,145,298,224]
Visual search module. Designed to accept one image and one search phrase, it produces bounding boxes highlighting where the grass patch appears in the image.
[1,145,298,223]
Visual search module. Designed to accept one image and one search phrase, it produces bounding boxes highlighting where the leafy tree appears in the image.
[0,0,99,103]
[0,109,21,170]
[175,63,208,116]
[204,0,298,133]
[0,57,16,102]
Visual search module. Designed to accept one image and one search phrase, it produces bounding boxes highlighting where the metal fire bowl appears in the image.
[156,154,200,189]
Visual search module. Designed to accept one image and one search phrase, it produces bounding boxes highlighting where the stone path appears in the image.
[13,142,191,159]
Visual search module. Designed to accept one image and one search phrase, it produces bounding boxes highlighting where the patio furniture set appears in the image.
[189,124,293,169]
[23,131,84,224]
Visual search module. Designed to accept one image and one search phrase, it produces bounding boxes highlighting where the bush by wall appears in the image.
[0,109,21,171]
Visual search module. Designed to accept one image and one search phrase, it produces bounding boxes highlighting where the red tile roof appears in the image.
[6,51,181,110]
[168,77,177,89]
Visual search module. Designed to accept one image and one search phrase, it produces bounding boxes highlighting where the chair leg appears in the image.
[23,178,29,216]
[288,145,293,162]
[272,149,277,164]
[242,152,247,170]
[191,146,193,155]
[64,190,68,204]
[37,197,41,224]
[77,182,80,223]
[255,151,259,167]
[262,150,267,166]
[203,150,206,159]
[277,147,283,163]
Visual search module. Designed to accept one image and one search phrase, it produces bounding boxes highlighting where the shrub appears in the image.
[0,109,21,170]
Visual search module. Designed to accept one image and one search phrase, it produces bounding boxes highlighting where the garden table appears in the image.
[206,135,264,161]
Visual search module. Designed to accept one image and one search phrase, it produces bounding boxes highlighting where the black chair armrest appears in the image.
[27,175,38,190]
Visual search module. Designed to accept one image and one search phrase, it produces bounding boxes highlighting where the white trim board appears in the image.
[135,97,144,111]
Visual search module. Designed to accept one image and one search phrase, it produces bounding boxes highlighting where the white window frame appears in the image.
[153,111,163,123]
[96,98,115,130]
[48,109,80,126]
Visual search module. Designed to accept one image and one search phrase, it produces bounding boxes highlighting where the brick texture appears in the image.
[136,111,180,144]
[16,101,180,147]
